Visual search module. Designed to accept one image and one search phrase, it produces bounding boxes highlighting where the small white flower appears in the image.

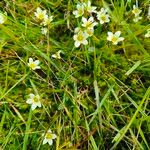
[41,15,53,26]
[83,1,97,13]
[97,8,110,24]
[84,28,94,37]
[73,31,88,47]
[0,12,7,24]
[41,28,48,35]
[34,7,48,21]
[107,31,124,45]
[133,15,142,22]
[28,58,40,70]
[43,129,57,146]
[81,17,98,29]
[26,93,41,110]
[52,50,62,59]
[73,3,84,18]
[132,5,142,17]
[145,29,150,38]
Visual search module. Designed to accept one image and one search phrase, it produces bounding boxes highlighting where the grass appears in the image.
[0,0,150,149]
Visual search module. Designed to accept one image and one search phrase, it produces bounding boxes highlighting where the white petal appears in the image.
[73,34,78,41]
[37,7,42,13]
[48,129,52,133]
[115,31,121,37]
[82,17,87,23]
[26,99,33,104]
[112,41,118,45]
[31,104,37,110]
[48,140,53,145]
[34,60,40,65]
[73,10,77,15]
[89,17,94,22]
[118,37,124,41]
[87,1,91,6]
[107,32,113,37]
[29,93,35,98]
[52,134,57,139]
[100,20,104,24]
[37,102,41,107]
[75,41,80,47]
[29,58,33,63]
[43,138,48,145]
[93,22,98,26]
[35,66,41,70]
[82,40,88,45]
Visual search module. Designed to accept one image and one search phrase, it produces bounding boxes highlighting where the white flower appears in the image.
[43,129,57,146]
[83,1,97,13]
[52,50,62,59]
[107,31,124,45]
[145,29,150,38]
[81,17,98,29]
[73,3,84,18]
[0,12,7,24]
[41,15,53,26]
[133,15,142,22]
[84,28,94,37]
[97,8,110,24]
[73,31,88,47]
[41,28,48,35]
[34,7,48,21]
[28,58,40,70]
[132,5,142,17]
[26,94,41,110]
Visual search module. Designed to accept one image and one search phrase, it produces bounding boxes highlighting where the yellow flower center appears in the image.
[29,63,36,69]
[133,8,140,15]
[78,8,84,15]
[111,36,118,43]
[46,133,53,139]
[86,29,93,36]
[77,33,84,41]
[101,15,106,21]
[38,13,45,20]
[85,22,92,28]
[33,96,39,103]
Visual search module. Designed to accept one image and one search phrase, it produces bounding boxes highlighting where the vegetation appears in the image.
[0,0,150,149]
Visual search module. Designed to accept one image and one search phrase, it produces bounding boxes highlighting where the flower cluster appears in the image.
[73,1,124,47]
[73,16,98,47]
[34,7,53,35]
[73,1,110,47]
[132,5,142,22]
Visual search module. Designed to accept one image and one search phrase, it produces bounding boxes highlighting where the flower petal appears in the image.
[43,138,48,145]
[107,32,113,37]
[48,139,53,145]
[31,104,37,110]
[115,31,121,37]
[52,134,57,139]
[118,37,124,42]
[26,99,33,104]
[75,41,80,47]
[34,60,40,65]
[29,58,33,63]
[29,93,35,98]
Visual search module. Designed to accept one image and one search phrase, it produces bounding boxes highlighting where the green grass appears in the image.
[0,0,150,149]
